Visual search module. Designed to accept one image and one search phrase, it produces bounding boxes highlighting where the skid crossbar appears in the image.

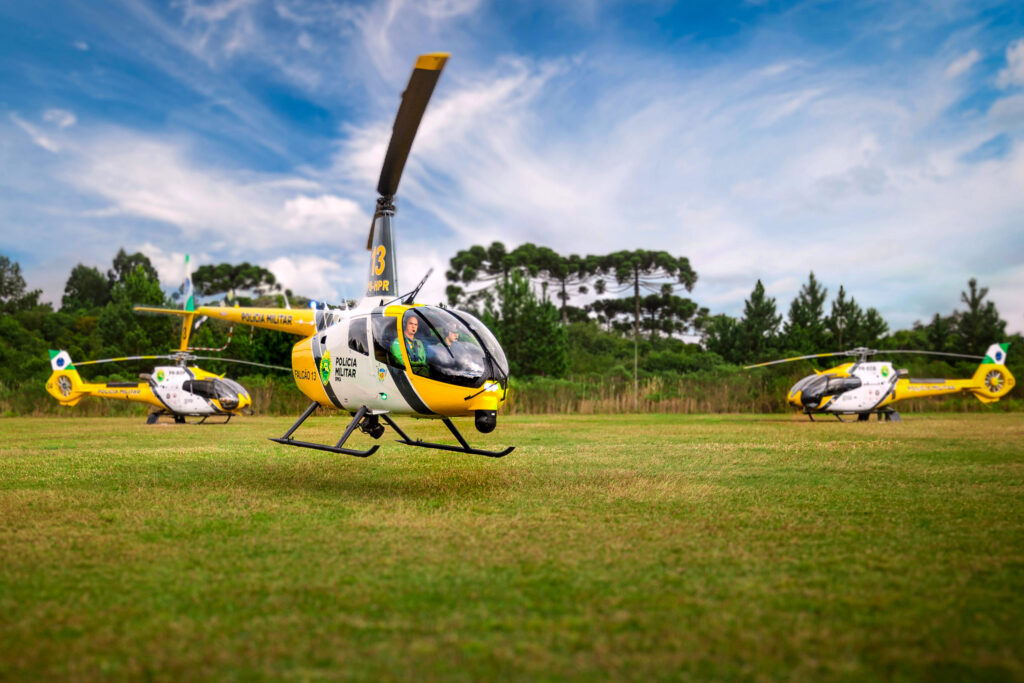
[269,402,379,457]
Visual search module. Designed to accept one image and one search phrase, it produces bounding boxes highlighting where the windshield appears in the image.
[183,379,239,409]
[446,308,509,378]
[220,378,249,399]
[401,307,488,388]
[796,374,862,407]
[788,374,819,397]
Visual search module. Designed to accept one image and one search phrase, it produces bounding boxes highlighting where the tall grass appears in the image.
[504,372,1023,415]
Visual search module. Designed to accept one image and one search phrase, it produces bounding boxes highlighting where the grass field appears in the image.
[1,413,1022,680]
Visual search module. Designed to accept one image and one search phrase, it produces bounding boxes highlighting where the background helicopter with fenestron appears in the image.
[137,53,512,458]
[745,343,1015,421]
[46,257,290,423]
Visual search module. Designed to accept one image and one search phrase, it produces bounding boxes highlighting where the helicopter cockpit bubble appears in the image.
[182,378,243,410]
[401,307,492,388]
[798,375,862,408]
[220,377,250,401]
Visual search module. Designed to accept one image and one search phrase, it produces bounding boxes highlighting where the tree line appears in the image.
[0,250,296,389]
[444,242,1015,379]
[0,246,1018,406]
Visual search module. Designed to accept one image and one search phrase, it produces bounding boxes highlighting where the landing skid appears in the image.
[381,414,515,458]
[146,412,232,425]
[198,415,232,425]
[826,409,901,423]
[269,402,380,457]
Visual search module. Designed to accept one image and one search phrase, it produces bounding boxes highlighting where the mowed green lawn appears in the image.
[1,413,1022,681]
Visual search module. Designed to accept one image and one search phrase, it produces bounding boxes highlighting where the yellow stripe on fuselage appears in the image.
[892,378,972,402]
[135,305,317,336]
[82,381,165,408]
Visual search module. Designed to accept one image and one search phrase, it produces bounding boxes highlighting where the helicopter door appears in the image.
[328,315,375,410]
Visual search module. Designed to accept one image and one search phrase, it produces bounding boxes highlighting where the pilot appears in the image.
[391,315,428,376]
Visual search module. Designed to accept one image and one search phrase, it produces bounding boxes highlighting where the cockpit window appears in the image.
[183,379,239,409]
[797,374,862,405]
[220,378,249,399]
[371,315,405,370]
[446,309,509,379]
[826,377,862,394]
[789,374,820,396]
[348,317,369,356]
[391,307,488,388]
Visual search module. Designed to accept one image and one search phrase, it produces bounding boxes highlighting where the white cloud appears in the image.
[283,195,365,238]
[264,254,356,301]
[65,134,367,254]
[988,94,1024,126]
[997,38,1024,88]
[11,114,60,152]
[43,109,77,128]
[72,40,89,51]
[135,242,201,288]
[180,0,255,24]
[945,49,980,79]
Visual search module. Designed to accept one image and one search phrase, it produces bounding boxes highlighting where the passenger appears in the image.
[443,326,462,351]
[391,315,428,376]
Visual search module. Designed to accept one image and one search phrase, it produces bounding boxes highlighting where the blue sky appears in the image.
[2,0,1023,336]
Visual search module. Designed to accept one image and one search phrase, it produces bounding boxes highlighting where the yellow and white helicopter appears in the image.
[44,349,282,424]
[746,343,1015,421]
[47,258,290,424]
[136,53,512,457]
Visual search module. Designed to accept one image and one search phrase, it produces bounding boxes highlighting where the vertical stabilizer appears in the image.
[981,343,1009,365]
[46,350,87,406]
[179,254,197,351]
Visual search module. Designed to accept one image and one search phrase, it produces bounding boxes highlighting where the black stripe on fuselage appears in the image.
[387,365,434,416]
[311,328,343,409]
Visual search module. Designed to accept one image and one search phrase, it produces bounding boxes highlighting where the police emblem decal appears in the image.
[319,351,332,385]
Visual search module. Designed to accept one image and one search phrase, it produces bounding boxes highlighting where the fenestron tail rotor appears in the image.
[745,347,985,369]
[366,53,449,299]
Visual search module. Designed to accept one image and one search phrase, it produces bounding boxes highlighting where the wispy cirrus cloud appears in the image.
[997,37,1024,88]
[945,49,980,79]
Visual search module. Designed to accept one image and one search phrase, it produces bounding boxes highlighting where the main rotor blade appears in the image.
[376,53,448,198]
[189,356,292,372]
[745,347,986,370]
[744,351,848,369]
[73,355,172,367]
[876,350,984,360]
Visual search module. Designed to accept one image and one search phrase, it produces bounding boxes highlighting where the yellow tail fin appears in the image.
[45,350,87,407]
[968,343,1014,403]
